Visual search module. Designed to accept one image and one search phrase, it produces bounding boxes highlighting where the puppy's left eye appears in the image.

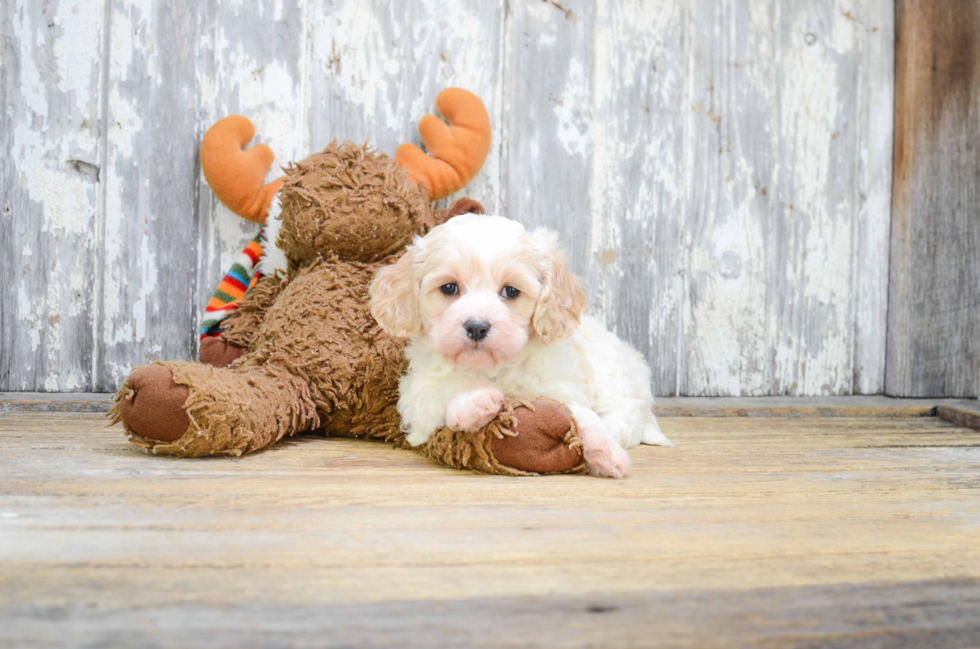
[501,286,520,299]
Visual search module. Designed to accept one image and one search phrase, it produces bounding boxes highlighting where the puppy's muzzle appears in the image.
[464,319,491,342]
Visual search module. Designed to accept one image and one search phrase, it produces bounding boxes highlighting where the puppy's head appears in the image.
[369,214,586,369]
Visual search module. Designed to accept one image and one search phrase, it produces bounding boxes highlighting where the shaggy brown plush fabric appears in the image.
[277,142,435,265]
[420,399,586,476]
[218,271,291,350]
[114,140,586,475]
[113,360,316,457]
[240,256,406,442]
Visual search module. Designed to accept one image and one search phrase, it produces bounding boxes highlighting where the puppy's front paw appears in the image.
[446,387,505,433]
[574,409,631,479]
[584,438,632,479]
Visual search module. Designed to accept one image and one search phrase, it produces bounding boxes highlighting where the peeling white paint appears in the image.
[4,0,104,391]
[4,0,895,396]
[554,58,590,158]
[313,5,404,134]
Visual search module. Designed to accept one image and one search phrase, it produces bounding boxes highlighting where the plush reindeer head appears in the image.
[200,89,491,267]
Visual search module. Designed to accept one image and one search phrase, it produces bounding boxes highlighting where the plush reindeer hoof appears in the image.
[492,400,583,473]
[118,365,190,443]
[199,337,246,368]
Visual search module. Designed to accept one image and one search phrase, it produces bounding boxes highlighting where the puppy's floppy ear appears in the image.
[370,246,422,338]
[530,229,586,344]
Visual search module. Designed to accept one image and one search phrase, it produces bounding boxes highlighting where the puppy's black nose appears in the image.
[464,319,491,342]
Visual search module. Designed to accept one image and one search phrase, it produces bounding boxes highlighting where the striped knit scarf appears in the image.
[199,232,265,340]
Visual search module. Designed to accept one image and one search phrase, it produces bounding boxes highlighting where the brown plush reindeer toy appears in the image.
[111,89,586,476]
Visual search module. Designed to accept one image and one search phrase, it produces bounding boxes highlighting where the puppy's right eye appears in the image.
[440,283,458,296]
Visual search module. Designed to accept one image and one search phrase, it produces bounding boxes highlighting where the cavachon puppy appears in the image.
[369,213,672,478]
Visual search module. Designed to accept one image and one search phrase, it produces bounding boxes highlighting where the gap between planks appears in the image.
[2,393,979,430]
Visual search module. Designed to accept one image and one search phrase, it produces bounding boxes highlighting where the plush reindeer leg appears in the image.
[113,259,384,458]
[198,338,247,368]
[198,271,291,368]
[419,398,586,476]
[112,361,318,457]
[115,270,314,456]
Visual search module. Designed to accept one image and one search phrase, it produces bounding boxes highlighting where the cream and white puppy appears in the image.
[369,214,671,478]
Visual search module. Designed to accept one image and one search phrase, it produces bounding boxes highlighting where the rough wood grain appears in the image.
[936,404,980,433]
[587,0,685,395]
[0,392,113,413]
[681,0,894,397]
[2,0,898,397]
[502,0,593,273]
[4,581,980,648]
[681,0,775,396]
[769,1,864,396]
[96,0,209,390]
[1,0,106,391]
[2,412,980,646]
[193,0,310,329]
[653,397,980,426]
[308,0,504,210]
[887,0,980,397]
[5,393,980,423]
[853,0,895,395]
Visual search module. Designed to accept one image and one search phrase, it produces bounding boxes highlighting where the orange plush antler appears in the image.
[200,116,284,224]
[395,88,491,201]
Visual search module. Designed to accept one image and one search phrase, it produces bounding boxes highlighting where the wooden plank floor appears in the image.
[2,407,980,647]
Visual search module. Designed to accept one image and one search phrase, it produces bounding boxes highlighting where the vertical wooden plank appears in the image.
[588,0,685,395]
[680,0,892,396]
[887,0,980,397]
[769,0,880,396]
[502,0,593,272]
[0,0,6,310]
[1,0,11,384]
[308,0,503,211]
[0,0,106,391]
[680,0,776,396]
[97,0,207,390]
[194,1,309,324]
[852,0,894,394]
[0,0,900,397]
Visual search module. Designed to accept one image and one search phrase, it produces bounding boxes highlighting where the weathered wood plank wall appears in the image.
[1,0,897,396]
[887,0,980,397]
